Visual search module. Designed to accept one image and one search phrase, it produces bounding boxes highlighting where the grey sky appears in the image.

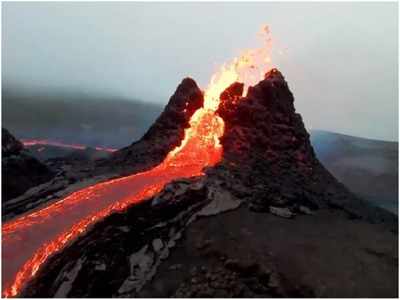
[2,2,398,141]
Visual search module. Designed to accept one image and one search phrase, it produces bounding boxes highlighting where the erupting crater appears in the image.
[2,26,274,297]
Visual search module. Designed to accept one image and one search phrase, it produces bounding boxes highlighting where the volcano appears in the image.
[3,67,397,298]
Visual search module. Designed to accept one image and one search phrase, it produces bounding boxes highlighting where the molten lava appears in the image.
[2,26,273,297]
[21,139,117,153]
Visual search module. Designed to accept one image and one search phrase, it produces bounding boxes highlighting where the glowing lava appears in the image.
[21,139,117,153]
[2,26,273,297]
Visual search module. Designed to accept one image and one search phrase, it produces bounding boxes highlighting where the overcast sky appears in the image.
[2,2,398,141]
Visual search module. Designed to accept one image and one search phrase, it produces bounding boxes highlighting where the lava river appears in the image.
[2,26,273,297]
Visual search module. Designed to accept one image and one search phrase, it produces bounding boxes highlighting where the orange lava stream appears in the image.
[21,139,118,153]
[2,26,273,297]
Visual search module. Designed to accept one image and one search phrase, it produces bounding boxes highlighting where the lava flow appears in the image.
[2,26,273,297]
[21,139,117,153]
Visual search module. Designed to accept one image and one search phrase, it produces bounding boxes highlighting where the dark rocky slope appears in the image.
[101,78,204,175]
[311,130,398,214]
[139,206,397,298]
[20,70,397,297]
[215,69,396,225]
[2,128,54,203]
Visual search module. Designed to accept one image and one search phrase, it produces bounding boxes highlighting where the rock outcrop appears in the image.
[104,78,204,175]
[2,128,54,202]
[2,128,24,156]
[215,69,396,226]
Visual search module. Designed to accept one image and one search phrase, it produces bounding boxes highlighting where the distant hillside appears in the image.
[310,130,398,214]
[26,144,111,162]
[2,88,163,149]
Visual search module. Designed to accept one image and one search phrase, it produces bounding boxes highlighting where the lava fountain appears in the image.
[2,26,273,297]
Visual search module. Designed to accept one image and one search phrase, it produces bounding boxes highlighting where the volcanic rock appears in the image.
[215,69,396,225]
[173,262,281,298]
[2,128,54,202]
[269,206,295,219]
[2,128,23,155]
[105,78,204,175]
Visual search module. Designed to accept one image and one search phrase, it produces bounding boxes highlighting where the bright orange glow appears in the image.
[2,26,273,297]
[21,139,117,153]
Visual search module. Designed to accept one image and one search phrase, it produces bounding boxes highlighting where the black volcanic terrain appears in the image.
[2,128,54,202]
[11,70,397,298]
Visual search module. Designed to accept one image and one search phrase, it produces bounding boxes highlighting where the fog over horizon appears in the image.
[2,2,398,145]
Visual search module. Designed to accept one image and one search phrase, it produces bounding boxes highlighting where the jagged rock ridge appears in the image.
[215,69,396,224]
[105,78,204,175]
